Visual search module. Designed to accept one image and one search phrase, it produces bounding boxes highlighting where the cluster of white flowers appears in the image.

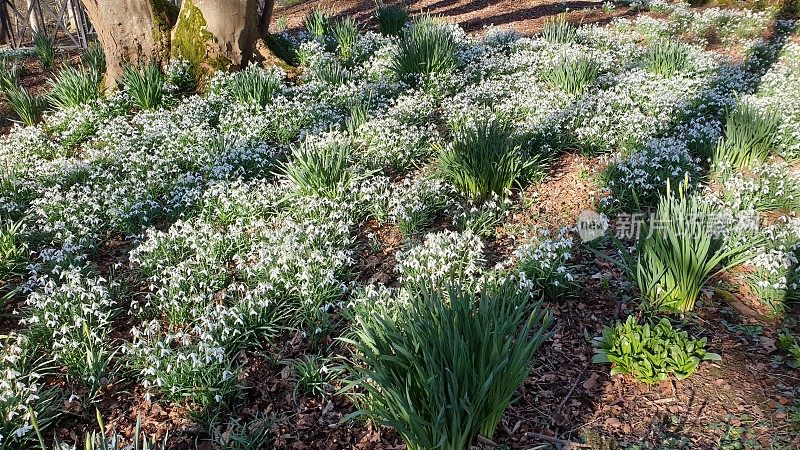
[0,47,33,58]
[739,218,800,316]
[603,137,701,211]
[396,230,484,289]
[353,116,439,173]
[674,4,774,45]
[697,33,800,316]
[0,334,49,446]
[619,0,773,46]
[596,55,752,211]
[127,318,238,406]
[21,267,118,387]
[129,189,361,398]
[453,193,511,236]
[714,162,800,212]
[387,177,455,235]
[573,65,717,153]
[753,42,800,161]
[508,228,577,299]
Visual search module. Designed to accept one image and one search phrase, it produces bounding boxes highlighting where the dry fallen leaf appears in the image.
[583,372,600,391]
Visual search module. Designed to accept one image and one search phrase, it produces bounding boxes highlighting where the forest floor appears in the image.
[2,1,799,449]
[273,0,632,35]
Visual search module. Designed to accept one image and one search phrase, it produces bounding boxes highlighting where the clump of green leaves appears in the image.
[305,8,331,38]
[439,117,523,202]
[33,32,55,69]
[229,64,280,107]
[289,355,338,398]
[714,101,780,170]
[0,220,26,273]
[593,315,721,384]
[210,415,272,450]
[281,138,357,197]
[346,281,552,450]
[390,17,459,86]
[332,17,358,60]
[5,85,46,125]
[778,332,800,368]
[376,2,410,36]
[47,65,102,110]
[541,55,600,95]
[541,14,577,44]
[38,410,168,450]
[0,58,22,93]
[345,95,371,136]
[121,62,165,111]
[84,43,106,73]
[633,179,750,313]
[311,59,349,84]
[0,221,26,301]
[643,39,692,77]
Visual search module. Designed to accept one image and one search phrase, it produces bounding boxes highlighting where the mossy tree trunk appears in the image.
[82,0,277,84]
[82,0,177,84]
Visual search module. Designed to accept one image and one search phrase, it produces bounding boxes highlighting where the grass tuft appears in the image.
[376,1,410,36]
[281,138,356,197]
[47,66,102,110]
[390,17,458,85]
[33,32,55,69]
[541,14,577,44]
[228,64,280,107]
[4,85,46,125]
[439,116,523,202]
[0,58,22,93]
[84,43,106,74]
[541,55,600,95]
[714,100,780,170]
[121,62,166,111]
[633,179,751,313]
[332,17,359,60]
[305,8,331,38]
[345,281,552,450]
[643,39,692,77]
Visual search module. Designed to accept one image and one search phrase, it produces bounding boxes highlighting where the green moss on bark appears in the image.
[171,0,230,72]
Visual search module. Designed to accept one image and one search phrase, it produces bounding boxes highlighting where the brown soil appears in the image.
[273,0,634,35]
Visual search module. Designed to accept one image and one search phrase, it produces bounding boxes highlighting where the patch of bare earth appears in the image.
[273,0,634,35]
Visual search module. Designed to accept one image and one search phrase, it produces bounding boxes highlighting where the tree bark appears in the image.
[171,0,262,72]
[83,0,277,83]
[81,0,177,84]
[259,0,275,35]
[0,1,11,45]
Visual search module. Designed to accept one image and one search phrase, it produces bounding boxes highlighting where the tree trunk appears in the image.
[260,0,275,35]
[0,1,11,45]
[171,0,262,72]
[83,0,276,83]
[81,0,177,84]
